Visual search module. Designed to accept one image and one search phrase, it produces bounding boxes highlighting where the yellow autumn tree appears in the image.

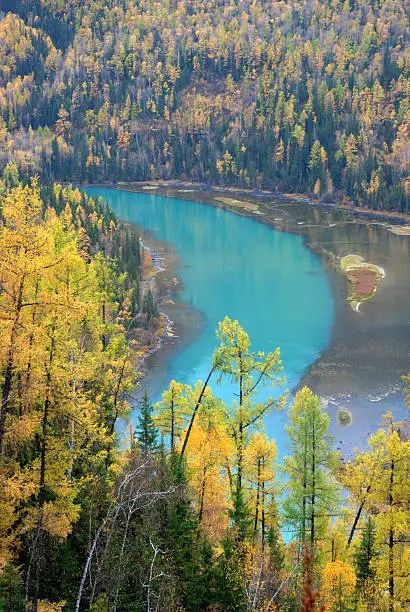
[0,182,134,608]
[155,380,192,452]
[0,181,55,455]
[183,386,234,540]
[343,413,410,610]
[245,432,277,542]
[368,422,410,610]
[322,560,356,611]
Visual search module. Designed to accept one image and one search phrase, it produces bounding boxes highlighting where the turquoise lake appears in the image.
[86,187,335,453]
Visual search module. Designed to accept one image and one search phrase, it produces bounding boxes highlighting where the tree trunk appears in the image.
[76,516,110,612]
[310,415,316,551]
[346,486,371,549]
[237,361,243,489]
[180,365,215,459]
[101,300,107,350]
[112,511,132,611]
[105,356,127,468]
[388,457,395,611]
[170,391,175,453]
[198,466,207,523]
[254,459,261,535]
[32,330,55,611]
[24,282,39,414]
[302,423,307,543]
[261,480,266,551]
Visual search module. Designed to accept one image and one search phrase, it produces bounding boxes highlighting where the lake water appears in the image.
[85,187,409,456]
[86,187,335,454]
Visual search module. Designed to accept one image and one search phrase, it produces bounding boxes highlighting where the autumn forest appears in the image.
[0,0,409,209]
[0,0,409,611]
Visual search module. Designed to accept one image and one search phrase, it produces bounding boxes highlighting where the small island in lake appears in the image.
[340,254,385,312]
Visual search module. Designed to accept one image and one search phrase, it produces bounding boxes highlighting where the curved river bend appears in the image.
[86,187,334,455]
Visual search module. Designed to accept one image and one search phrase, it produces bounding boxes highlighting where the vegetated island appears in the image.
[339,254,385,312]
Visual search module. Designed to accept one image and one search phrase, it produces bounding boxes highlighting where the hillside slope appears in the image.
[0,0,409,210]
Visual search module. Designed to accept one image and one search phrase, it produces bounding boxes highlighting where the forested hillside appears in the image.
[0,0,409,210]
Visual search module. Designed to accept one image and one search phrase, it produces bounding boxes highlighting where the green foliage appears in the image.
[267,524,284,571]
[354,516,377,591]
[142,288,159,323]
[1,163,19,190]
[136,390,159,453]
[0,565,25,612]
[230,488,253,542]
[282,387,340,554]
[214,537,247,612]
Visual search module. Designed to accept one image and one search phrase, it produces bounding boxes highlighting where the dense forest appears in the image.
[0,0,409,210]
[0,165,409,610]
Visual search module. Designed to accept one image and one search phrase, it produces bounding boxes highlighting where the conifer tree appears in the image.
[230,488,253,543]
[354,516,377,592]
[136,390,158,453]
[214,317,285,524]
[282,387,339,559]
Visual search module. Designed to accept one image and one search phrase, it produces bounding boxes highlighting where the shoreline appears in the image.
[105,180,397,316]
[83,179,410,225]
[90,180,405,369]
[124,222,204,399]
[120,221,185,385]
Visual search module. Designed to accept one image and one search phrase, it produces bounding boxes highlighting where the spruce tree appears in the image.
[354,516,377,591]
[136,390,158,453]
[230,488,252,542]
[142,289,158,323]
[215,536,247,611]
[163,453,216,610]
[267,525,284,570]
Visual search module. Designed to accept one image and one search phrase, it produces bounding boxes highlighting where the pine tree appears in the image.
[215,536,247,611]
[163,457,216,611]
[267,524,284,570]
[0,564,25,611]
[142,289,158,323]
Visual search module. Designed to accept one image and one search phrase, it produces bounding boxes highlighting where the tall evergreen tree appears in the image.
[229,488,253,542]
[136,390,158,453]
[354,516,377,591]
